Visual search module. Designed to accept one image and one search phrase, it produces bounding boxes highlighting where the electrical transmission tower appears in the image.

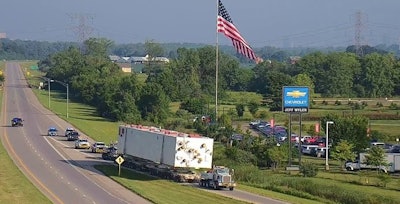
[68,13,94,51]
[354,11,367,57]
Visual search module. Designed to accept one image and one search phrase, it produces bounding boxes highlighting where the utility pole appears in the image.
[68,13,94,52]
[354,11,367,57]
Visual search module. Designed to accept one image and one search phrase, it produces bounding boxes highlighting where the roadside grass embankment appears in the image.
[24,68,321,203]
[23,66,400,204]
[95,165,249,204]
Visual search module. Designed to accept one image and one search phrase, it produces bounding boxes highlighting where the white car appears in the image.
[75,139,90,149]
[91,142,107,153]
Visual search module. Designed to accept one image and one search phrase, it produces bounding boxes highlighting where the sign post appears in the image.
[282,86,310,169]
[115,156,125,176]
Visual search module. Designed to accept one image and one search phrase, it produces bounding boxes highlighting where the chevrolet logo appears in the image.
[287,90,306,98]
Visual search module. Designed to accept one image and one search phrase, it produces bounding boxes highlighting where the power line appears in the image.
[67,13,94,47]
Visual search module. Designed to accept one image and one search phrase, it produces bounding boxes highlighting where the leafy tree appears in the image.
[322,114,369,153]
[293,73,315,97]
[358,53,398,97]
[137,82,170,124]
[365,146,388,174]
[248,100,259,117]
[250,62,293,97]
[143,39,165,74]
[297,52,360,97]
[330,140,356,170]
[296,52,327,94]
[180,98,207,115]
[175,47,202,99]
[322,52,360,97]
[267,145,287,169]
[144,39,164,59]
[235,103,245,118]
[223,147,257,165]
[250,137,270,167]
[84,38,114,57]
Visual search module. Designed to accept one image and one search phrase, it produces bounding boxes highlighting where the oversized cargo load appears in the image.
[117,124,214,169]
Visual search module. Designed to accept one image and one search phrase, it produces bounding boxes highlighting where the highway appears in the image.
[1,62,289,204]
[1,62,151,204]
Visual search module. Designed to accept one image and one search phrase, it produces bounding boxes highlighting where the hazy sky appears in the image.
[2,0,400,48]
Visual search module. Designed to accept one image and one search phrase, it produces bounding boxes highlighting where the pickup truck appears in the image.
[345,160,388,173]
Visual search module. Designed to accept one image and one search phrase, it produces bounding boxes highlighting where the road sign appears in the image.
[115,156,124,165]
[282,86,310,113]
[115,156,125,177]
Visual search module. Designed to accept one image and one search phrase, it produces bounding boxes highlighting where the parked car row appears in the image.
[249,120,288,142]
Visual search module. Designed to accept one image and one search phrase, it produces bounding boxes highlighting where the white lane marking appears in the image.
[25,90,131,204]
[42,130,129,204]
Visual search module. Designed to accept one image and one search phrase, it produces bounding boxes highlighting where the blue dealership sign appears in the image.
[282,86,309,113]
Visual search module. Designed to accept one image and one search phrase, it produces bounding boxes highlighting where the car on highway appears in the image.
[11,117,24,127]
[65,127,75,137]
[67,131,80,141]
[75,139,90,149]
[48,127,58,136]
[91,142,107,153]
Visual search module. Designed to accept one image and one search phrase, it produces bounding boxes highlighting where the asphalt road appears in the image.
[1,62,151,204]
[1,62,289,204]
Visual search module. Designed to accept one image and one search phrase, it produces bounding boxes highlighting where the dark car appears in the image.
[67,131,80,141]
[11,118,23,127]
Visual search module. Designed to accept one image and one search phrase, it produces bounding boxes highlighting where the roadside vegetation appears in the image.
[23,69,400,204]
[8,37,400,204]
[0,61,51,204]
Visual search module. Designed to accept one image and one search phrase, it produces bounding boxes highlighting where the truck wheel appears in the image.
[229,187,234,191]
[213,182,218,190]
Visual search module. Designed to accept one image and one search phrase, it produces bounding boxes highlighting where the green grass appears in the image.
[236,185,324,204]
[23,67,400,203]
[95,165,249,204]
[33,89,120,143]
[0,61,51,203]
[25,69,325,204]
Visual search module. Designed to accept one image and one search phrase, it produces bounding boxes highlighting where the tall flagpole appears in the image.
[215,0,219,122]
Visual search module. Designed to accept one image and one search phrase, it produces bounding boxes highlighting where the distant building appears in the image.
[0,33,6,39]
[116,63,132,73]
[109,54,169,73]
[130,55,169,64]
[289,56,301,64]
[109,55,120,62]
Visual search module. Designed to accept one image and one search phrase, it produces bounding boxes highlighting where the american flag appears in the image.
[217,0,257,61]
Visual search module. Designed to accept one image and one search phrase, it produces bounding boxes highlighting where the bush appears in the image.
[335,100,342,105]
[389,102,399,110]
[353,102,365,110]
[377,173,391,187]
[299,161,318,177]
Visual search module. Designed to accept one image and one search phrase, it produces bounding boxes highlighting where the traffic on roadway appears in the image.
[1,62,288,204]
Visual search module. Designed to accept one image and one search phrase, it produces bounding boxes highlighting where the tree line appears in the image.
[36,38,400,124]
[5,37,388,169]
